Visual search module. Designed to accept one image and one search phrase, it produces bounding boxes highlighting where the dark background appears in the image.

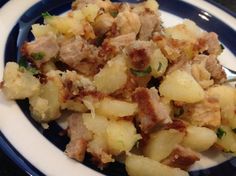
[0,0,236,176]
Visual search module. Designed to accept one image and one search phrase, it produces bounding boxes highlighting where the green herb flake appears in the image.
[157,62,162,72]
[220,44,225,50]
[216,128,226,139]
[42,12,52,19]
[18,57,28,68]
[31,52,45,60]
[130,66,152,77]
[27,67,40,75]
[110,11,118,18]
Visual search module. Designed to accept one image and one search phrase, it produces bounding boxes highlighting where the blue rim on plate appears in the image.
[1,0,236,176]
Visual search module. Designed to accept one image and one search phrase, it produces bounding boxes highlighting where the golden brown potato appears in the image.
[95,97,138,119]
[125,154,189,176]
[144,129,185,161]
[94,55,128,94]
[216,126,236,153]
[150,49,168,78]
[165,19,202,43]
[2,62,40,99]
[207,85,236,128]
[106,120,141,155]
[159,70,205,103]
[182,126,217,152]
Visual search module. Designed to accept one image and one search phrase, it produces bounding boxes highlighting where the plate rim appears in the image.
[1,0,236,176]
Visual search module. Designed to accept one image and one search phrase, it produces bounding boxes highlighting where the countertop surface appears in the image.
[0,0,236,176]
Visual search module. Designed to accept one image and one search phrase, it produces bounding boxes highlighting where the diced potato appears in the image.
[150,49,168,78]
[159,70,205,103]
[2,62,40,99]
[87,134,114,163]
[216,126,236,153]
[165,19,202,43]
[145,0,159,12]
[125,154,189,176]
[106,120,141,155]
[144,129,184,161]
[45,16,83,36]
[82,113,109,135]
[115,10,141,35]
[29,71,63,122]
[31,24,57,38]
[207,86,236,128]
[81,4,99,22]
[95,97,138,119]
[132,0,159,14]
[94,55,128,94]
[182,126,217,152]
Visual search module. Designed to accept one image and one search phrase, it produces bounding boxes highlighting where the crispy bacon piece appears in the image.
[162,145,200,170]
[132,87,171,133]
[65,113,92,161]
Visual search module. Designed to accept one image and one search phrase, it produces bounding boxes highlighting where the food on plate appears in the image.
[1,0,235,175]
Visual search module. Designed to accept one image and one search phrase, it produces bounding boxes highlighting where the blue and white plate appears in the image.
[0,0,236,176]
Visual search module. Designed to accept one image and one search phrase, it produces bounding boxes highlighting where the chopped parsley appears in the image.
[157,62,162,72]
[130,66,152,77]
[110,11,118,18]
[31,52,45,60]
[42,12,52,19]
[216,128,226,139]
[18,57,39,75]
[220,44,225,50]
[18,57,28,68]
[27,67,40,75]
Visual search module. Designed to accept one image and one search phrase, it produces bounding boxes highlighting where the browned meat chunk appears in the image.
[94,13,115,36]
[59,37,105,76]
[205,55,226,83]
[65,113,92,161]
[198,32,222,56]
[162,145,200,170]
[138,11,162,40]
[182,97,221,129]
[164,119,187,133]
[22,35,59,67]
[126,41,154,70]
[132,87,171,133]
[100,33,136,57]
